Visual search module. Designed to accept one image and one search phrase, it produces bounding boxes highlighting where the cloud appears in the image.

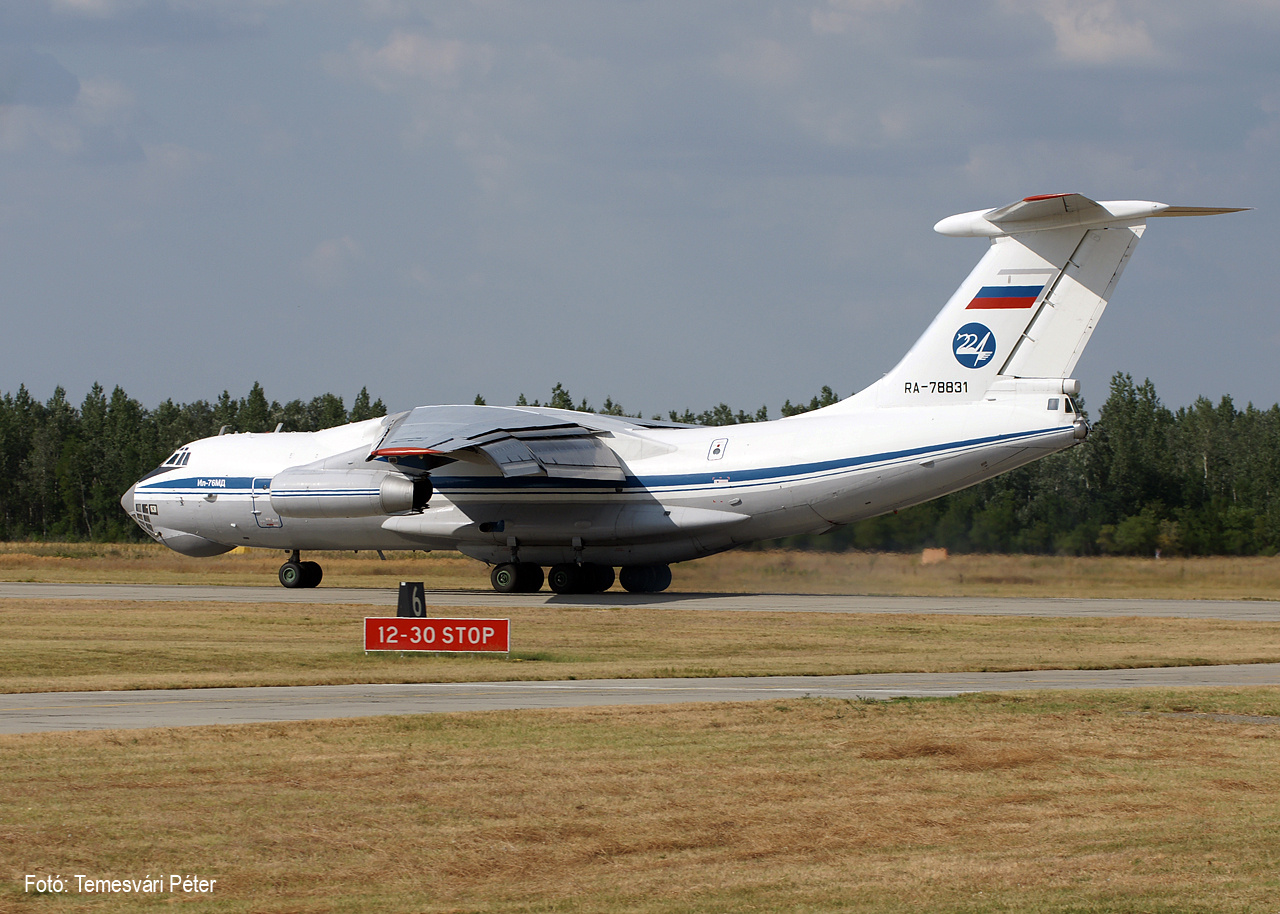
[299,236,364,288]
[810,0,913,36]
[329,28,527,197]
[74,76,136,124]
[0,104,81,155]
[49,0,130,17]
[0,96,144,164]
[0,47,80,106]
[715,39,805,87]
[337,30,495,92]
[1033,0,1159,65]
[808,0,921,36]
[142,140,209,173]
[0,55,145,164]
[0,0,270,48]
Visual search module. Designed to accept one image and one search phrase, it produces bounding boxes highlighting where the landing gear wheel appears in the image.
[491,563,520,593]
[587,564,615,593]
[547,563,612,594]
[547,563,584,594]
[515,563,545,593]
[301,561,323,588]
[279,561,304,588]
[492,563,545,593]
[619,564,672,594]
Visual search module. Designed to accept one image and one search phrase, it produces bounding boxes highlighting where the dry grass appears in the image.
[4,690,1280,912]
[4,542,1280,600]
[692,549,1280,601]
[2,598,1279,694]
[0,542,483,589]
[6,544,1280,910]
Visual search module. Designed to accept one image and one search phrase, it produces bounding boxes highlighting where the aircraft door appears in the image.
[251,477,283,528]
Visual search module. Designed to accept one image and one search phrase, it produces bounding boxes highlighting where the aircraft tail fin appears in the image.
[839,194,1246,410]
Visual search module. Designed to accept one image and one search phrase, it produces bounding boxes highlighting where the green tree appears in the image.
[781,385,840,416]
[239,382,273,433]
[350,387,386,421]
[548,383,575,411]
[306,394,347,430]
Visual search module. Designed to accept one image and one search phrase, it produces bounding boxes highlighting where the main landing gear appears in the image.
[490,562,544,593]
[279,551,323,589]
[619,564,672,594]
[487,562,671,594]
[547,563,614,595]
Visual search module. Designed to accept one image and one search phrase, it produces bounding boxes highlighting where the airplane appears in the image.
[121,193,1244,593]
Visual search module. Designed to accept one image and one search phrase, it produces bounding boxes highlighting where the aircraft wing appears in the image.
[370,405,630,481]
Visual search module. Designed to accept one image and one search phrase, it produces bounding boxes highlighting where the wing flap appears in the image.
[371,405,627,481]
[477,439,544,477]
[524,437,625,482]
[371,405,590,457]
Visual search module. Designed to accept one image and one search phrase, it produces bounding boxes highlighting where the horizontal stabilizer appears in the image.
[988,192,1110,225]
[1151,206,1252,218]
[935,193,1247,238]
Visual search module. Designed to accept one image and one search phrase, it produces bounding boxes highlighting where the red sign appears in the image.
[364,617,509,653]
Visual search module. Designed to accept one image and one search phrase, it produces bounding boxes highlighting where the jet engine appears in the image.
[269,468,431,518]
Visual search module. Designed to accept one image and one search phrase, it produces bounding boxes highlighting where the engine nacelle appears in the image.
[270,468,431,519]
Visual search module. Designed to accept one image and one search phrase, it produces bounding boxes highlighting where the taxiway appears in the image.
[2,582,1278,621]
[4,583,1277,735]
[5,664,1280,734]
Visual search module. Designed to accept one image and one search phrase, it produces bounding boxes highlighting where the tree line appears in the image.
[0,382,385,541]
[2,375,1278,555]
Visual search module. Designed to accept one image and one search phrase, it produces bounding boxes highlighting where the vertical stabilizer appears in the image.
[833,194,1245,411]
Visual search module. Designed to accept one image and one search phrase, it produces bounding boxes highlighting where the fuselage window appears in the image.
[1047,398,1060,411]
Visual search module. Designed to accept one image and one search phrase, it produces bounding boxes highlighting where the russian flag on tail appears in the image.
[966,284,1044,310]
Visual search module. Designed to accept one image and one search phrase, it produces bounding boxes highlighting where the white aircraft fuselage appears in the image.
[122,193,1243,592]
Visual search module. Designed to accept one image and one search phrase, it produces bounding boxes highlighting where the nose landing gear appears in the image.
[279,551,323,588]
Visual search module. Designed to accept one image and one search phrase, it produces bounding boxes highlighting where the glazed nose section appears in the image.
[120,484,136,516]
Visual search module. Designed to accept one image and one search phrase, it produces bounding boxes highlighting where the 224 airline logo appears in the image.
[953,322,996,369]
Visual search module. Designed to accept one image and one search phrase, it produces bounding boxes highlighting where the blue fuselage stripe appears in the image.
[134,426,1065,498]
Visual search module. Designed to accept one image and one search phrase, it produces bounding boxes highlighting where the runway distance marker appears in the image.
[396,581,426,617]
[364,617,510,653]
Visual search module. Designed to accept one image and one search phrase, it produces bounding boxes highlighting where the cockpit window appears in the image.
[1065,397,1077,414]
[165,452,182,465]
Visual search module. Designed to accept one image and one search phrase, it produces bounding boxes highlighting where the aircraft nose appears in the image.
[120,484,136,516]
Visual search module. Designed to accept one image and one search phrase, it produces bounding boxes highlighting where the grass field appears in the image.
[4,542,1280,910]
[6,691,1280,913]
[4,541,1280,600]
[2,599,1280,694]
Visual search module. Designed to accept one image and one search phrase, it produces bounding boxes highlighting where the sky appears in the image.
[2,0,1277,418]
